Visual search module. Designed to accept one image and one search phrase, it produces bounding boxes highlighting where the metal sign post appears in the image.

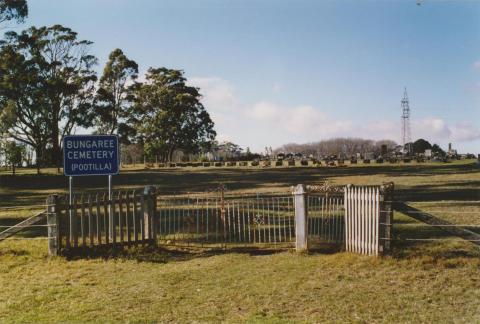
[63,135,120,244]
[69,176,73,240]
[108,174,113,242]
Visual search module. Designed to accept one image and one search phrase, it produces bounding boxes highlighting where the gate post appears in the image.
[293,184,308,252]
[380,182,394,253]
[143,185,157,245]
[47,195,60,256]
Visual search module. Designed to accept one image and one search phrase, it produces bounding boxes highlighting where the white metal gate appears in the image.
[344,186,381,256]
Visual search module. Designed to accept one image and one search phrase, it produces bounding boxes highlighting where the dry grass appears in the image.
[0,240,479,323]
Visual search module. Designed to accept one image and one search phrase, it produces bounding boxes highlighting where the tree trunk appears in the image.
[35,146,42,175]
[168,147,175,162]
[12,163,15,175]
[51,124,61,173]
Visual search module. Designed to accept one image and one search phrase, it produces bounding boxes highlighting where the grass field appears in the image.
[0,160,479,323]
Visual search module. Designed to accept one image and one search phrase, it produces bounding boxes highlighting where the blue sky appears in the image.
[21,0,480,153]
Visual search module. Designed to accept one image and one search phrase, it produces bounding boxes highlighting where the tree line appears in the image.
[0,1,216,173]
[274,138,398,158]
[274,137,453,160]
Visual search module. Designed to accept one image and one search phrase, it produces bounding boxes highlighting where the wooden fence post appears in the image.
[143,185,157,245]
[380,182,394,254]
[47,195,60,256]
[293,184,308,252]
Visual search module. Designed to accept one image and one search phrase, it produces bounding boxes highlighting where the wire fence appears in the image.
[392,201,480,244]
[0,205,47,211]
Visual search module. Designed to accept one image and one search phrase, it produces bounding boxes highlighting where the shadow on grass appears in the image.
[391,216,480,260]
[58,237,480,264]
[1,162,478,207]
[0,217,47,238]
[391,239,480,261]
[61,244,293,263]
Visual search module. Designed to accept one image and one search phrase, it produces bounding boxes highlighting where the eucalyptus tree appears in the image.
[0,44,49,172]
[95,48,138,137]
[0,25,97,170]
[3,140,23,175]
[131,68,216,161]
[0,0,28,26]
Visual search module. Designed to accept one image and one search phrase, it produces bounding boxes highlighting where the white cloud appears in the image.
[473,60,480,70]
[246,102,350,138]
[187,77,236,111]
[358,120,398,140]
[187,77,239,143]
[190,75,480,152]
[247,101,281,121]
[411,118,480,143]
[414,118,452,140]
[450,123,480,141]
[284,105,325,134]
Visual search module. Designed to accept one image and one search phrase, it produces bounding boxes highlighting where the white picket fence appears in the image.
[344,186,380,256]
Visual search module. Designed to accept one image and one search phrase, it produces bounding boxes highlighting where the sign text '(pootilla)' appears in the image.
[63,135,119,176]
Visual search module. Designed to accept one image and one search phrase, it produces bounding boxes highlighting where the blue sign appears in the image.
[63,135,119,176]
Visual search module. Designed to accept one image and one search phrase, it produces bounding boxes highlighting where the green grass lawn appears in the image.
[0,160,479,322]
